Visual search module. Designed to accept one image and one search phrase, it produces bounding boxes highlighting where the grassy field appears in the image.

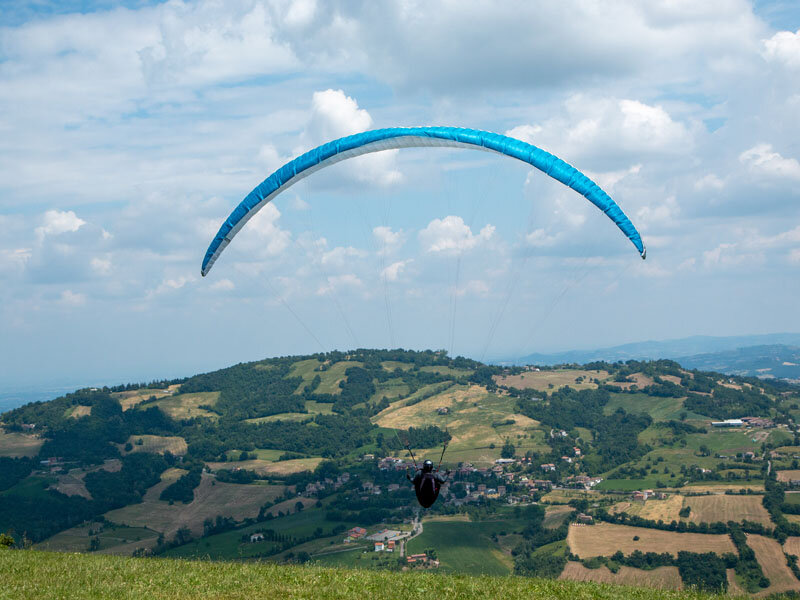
[613,495,685,522]
[104,472,283,537]
[683,495,771,526]
[288,359,363,395]
[373,384,546,465]
[543,505,575,529]
[777,470,800,482]
[745,534,799,597]
[603,394,696,422]
[0,429,43,457]
[494,369,608,392]
[567,523,735,559]
[245,399,335,424]
[67,405,92,418]
[122,435,188,456]
[0,550,729,600]
[208,456,323,476]
[559,562,683,590]
[143,392,220,420]
[784,536,800,558]
[113,386,179,410]
[162,507,349,560]
[36,522,158,554]
[405,519,512,575]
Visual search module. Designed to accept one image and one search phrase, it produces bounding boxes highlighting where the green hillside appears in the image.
[0,550,722,600]
[3,349,800,595]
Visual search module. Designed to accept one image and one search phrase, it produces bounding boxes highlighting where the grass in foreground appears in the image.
[0,550,731,600]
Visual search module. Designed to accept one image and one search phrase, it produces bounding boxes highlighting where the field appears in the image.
[143,392,220,420]
[683,494,771,526]
[784,536,800,558]
[113,385,180,410]
[493,369,608,392]
[0,429,43,457]
[405,519,512,575]
[37,522,158,555]
[745,534,799,597]
[122,435,187,455]
[603,394,693,422]
[777,470,800,482]
[567,523,735,559]
[287,359,363,395]
[67,405,92,418]
[682,482,764,493]
[373,384,546,465]
[245,399,334,424]
[613,495,685,522]
[559,562,683,590]
[104,471,284,537]
[208,456,323,476]
[163,508,348,560]
[543,505,575,529]
[0,550,730,600]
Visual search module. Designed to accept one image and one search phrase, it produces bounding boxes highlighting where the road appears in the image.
[400,514,423,557]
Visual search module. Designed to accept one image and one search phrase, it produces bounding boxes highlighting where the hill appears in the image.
[0,549,724,599]
[507,333,800,368]
[677,345,800,381]
[3,349,800,594]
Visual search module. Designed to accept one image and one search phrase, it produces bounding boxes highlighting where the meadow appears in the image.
[559,562,683,590]
[0,550,730,600]
[567,523,736,559]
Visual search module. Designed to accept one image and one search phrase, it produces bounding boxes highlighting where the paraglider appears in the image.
[407,459,449,509]
[200,126,646,277]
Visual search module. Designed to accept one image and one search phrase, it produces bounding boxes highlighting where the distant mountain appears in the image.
[503,333,800,367]
[677,344,800,380]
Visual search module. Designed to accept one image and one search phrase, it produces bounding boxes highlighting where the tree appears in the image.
[501,439,515,459]
[0,533,13,548]
[295,501,305,513]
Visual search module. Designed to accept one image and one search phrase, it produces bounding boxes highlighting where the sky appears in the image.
[1,0,800,392]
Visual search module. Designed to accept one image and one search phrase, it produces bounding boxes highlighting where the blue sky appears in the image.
[1,0,800,391]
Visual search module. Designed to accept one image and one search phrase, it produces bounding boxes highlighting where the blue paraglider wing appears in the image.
[201,126,645,276]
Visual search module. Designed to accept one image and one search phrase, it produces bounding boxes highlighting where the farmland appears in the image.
[777,470,800,482]
[36,522,158,555]
[103,471,283,537]
[493,369,607,392]
[612,495,685,522]
[559,562,683,590]
[683,495,772,527]
[142,392,220,420]
[745,534,799,596]
[0,429,43,457]
[567,523,736,558]
[121,435,187,456]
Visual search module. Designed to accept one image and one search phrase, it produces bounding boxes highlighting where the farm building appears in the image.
[711,419,744,427]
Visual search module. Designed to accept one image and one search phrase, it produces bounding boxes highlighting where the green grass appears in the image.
[406,518,525,576]
[0,476,55,498]
[603,394,690,422]
[0,550,728,599]
[595,478,664,492]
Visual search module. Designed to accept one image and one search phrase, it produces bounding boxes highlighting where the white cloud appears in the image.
[694,174,725,190]
[303,89,401,186]
[35,210,86,239]
[234,203,291,258]
[373,226,405,254]
[789,248,800,264]
[211,278,235,291]
[739,143,800,180]
[90,256,112,276]
[763,29,800,68]
[381,259,412,282]
[59,289,86,306]
[320,246,367,269]
[418,216,495,254]
[317,273,362,295]
[636,196,680,229]
[456,279,490,297]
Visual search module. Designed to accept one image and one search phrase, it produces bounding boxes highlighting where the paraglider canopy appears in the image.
[201,126,646,276]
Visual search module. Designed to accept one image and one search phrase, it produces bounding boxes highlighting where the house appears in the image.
[497,485,506,496]
[577,513,593,524]
[540,463,556,472]
[374,542,385,552]
[21,423,36,431]
[573,447,582,456]
[561,456,573,463]
[711,419,744,427]
[495,458,515,465]
[387,540,395,551]
[250,533,265,543]
[347,527,367,539]
[388,483,400,492]
[743,452,756,460]
[632,491,647,501]
[477,484,487,494]
[363,454,375,461]
[437,407,449,415]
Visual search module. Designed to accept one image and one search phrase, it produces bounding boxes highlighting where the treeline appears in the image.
[0,457,34,492]
[160,467,202,503]
[595,508,771,537]
[182,413,375,461]
[513,505,571,578]
[580,551,729,592]
[684,385,773,420]
[84,453,169,512]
